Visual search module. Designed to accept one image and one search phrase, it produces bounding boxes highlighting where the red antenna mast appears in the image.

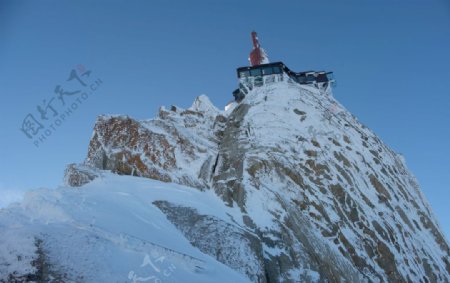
[249,31,269,66]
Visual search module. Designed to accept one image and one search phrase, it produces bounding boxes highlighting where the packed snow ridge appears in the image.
[0,173,252,282]
[2,76,450,283]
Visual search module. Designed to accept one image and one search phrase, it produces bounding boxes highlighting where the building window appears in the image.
[272,66,282,74]
[262,67,273,75]
[306,76,316,83]
[250,69,262,76]
[316,74,327,83]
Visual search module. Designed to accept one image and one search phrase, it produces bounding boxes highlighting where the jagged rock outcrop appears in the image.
[68,77,450,282]
[80,95,221,189]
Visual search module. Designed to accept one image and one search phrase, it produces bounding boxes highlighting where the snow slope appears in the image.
[0,172,251,283]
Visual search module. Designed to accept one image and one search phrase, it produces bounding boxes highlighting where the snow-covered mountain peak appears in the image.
[2,78,449,282]
[189,94,220,117]
[212,80,450,282]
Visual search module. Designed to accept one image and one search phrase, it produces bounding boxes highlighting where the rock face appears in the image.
[64,163,100,187]
[153,200,265,283]
[70,77,450,282]
[84,95,220,189]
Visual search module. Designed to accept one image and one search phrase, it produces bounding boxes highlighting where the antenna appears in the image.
[249,31,269,66]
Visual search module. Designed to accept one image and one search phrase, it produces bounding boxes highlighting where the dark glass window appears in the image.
[250,68,262,76]
[272,66,282,74]
[262,67,273,75]
[316,74,327,83]
[306,75,316,83]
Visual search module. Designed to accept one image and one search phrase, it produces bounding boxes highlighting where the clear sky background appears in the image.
[0,1,449,239]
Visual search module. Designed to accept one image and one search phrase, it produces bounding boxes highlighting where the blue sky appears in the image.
[0,0,449,239]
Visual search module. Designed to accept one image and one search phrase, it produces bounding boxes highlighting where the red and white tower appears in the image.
[249,31,269,66]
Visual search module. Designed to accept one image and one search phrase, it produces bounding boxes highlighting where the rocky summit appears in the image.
[2,75,449,282]
[67,74,450,282]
